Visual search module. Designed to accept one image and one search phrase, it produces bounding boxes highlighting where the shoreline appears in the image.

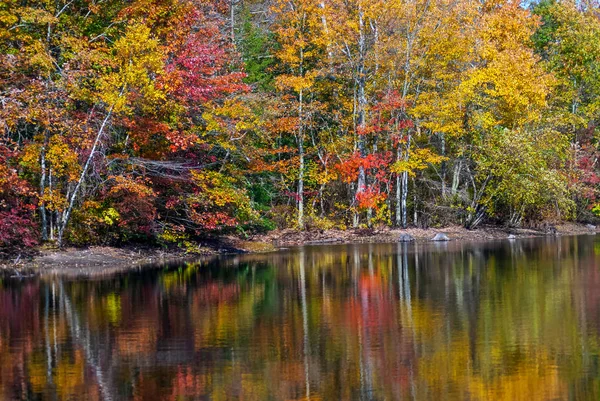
[1,222,596,277]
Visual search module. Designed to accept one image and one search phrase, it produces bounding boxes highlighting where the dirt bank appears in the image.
[1,222,596,277]
[249,222,597,247]
[0,246,188,278]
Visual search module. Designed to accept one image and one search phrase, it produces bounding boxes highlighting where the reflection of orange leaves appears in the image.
[278,361,307,382]
[117,328,156,357]
[168,367,209,400]
[195,282,240,304]
[359,274,383,293]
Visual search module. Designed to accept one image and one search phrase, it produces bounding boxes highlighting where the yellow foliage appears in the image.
[391,148,446,177]
[97,23,166,114]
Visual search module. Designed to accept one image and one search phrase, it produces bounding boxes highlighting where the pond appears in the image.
[2,235,600,400]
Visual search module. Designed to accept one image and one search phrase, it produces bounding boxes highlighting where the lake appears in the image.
[2,235,600,400]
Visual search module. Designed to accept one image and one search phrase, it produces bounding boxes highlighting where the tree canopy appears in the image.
[2,0,600,248]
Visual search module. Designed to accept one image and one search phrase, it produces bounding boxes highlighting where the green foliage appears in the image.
[471,128,572,223]
[238,7,276,90]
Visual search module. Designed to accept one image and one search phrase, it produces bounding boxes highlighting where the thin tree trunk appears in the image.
[319,1,333,69]
[298,107,304,229]
[49,168,54,240]
[354,6,367,228]
[297,20,305,230]
[230,0,235,44]
[451,159,462,196]
[39,132,49,241]
[57,92,121,247]
[395,147,402,227]
[440,132,446,199]
[413,190,417,226]
[401,171,408,228]
[401,133,411,228]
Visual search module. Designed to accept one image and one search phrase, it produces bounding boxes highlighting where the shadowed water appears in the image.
[2,235,600,400]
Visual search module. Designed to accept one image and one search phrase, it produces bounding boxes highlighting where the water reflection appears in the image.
[2,236,600,400]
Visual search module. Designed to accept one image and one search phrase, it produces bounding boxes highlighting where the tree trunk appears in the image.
[297,25,305,230]
[400,133,411,228]
[464,171,489,229]
[230,0,235,44]
[319,1,333,68]
[354,7,367,228]
[401,171,408,228]
[49,169,54,240]
[466,206,486,229]
[440,132,446,199]
[57,94,120,247]
[297,116,304,229]
[451,159,462,196]
[413,190,418,226]
[39,132,49,241]
[395,147,402,227]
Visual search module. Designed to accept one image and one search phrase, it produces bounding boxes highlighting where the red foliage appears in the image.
[167,21,248,106]
[569,126,600,205]
[335,152,393,184]
[0,143,38,248]
[108,177,157,235]
[0,210,38,248]
[374,90,410,112]
[356,187,387,210]
[334,151,392,211]
[191,211,237,230]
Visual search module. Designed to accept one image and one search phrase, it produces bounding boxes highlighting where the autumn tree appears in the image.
[533,0,600,220]
[457,1,568,227]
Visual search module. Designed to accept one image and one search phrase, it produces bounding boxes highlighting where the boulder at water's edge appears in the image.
[432,233,450,241]
[399,233,415,242]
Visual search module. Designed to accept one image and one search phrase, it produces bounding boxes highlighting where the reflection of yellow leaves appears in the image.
[407,301,444,339]
[105,293,121,325]
[419,336,567,401]
[28,355,47,393]
[55,350,85,399]
[468,353,565,401]
[419,335,471,390]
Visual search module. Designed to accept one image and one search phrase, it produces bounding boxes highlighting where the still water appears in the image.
[2,236,600,400]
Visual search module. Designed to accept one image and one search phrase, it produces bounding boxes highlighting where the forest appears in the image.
[1,0,600,249]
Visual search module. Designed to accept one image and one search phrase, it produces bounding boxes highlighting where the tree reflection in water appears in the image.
[1,235,600,400]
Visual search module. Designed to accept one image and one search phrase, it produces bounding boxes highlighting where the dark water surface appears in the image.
[3,236,600,400]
